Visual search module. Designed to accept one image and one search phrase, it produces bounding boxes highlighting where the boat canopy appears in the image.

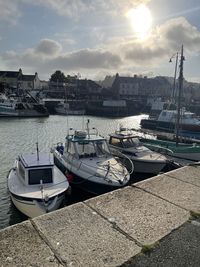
[65,132,110,158]
[19,153,54,168]
[109,134,140,148]
[17,153,54,186]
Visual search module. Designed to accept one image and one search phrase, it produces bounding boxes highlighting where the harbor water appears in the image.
[0,114,147,230]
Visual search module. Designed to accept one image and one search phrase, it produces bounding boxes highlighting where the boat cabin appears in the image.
[63,131,110,159]
[16,153,54,186]
[158,109,200,124]
[109,132,140,148]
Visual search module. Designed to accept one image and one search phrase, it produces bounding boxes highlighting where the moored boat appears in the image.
[141,109,200,133]
[108,128,167,174]
[140,137,200,161]
[52,121,130,195]
[7,151,70,218]
[0,93,49,117]
[55,100,85,115]
[140,46,200,162]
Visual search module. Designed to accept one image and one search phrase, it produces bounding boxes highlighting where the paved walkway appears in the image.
[0,165,200,266]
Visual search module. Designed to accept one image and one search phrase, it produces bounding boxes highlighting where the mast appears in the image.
[172,52,178,104]
[176,45,184,146]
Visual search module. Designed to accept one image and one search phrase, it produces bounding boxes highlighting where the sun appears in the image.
[127,5,153,39]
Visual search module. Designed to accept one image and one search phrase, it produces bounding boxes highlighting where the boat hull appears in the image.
[55,109,85,115]
[54,155,127,195]
[140,139,200,161]
[0,110,49,118]
[132,158,166,174]
[141,119,200,133]
[10,192,65,218]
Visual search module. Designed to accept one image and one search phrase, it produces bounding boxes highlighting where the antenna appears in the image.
[82,113,85,130]
[66,112,69,135]
[36,142,39,161]
[86,119,90,138]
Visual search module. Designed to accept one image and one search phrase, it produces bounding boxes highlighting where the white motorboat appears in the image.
[52,121,131,195]
[108,128,167,174]
[55,101,85,115]
[7,151,70,218]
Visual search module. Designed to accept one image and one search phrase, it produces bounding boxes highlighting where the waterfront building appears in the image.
[0,69,42,91]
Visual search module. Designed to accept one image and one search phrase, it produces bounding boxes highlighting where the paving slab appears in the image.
[0,220,62,267]
[85,186,189,245]
[121,218,200,267]
[33,203,141,267]
[135,173,200,213]
[165,165,200,187]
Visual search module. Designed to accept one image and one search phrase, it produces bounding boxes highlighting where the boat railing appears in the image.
[109,147,134,174]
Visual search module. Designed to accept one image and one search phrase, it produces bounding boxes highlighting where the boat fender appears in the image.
[44,194,49,203]
[66,185,72,195]
[65,172,74,183]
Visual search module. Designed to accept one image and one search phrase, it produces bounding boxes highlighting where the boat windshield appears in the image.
[28,168,53,185]
[76,140,110,158]
[121,137,140,148]
[111,137,140,148]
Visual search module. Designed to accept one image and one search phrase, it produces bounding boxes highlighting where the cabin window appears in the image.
[121,138,134,148]
[67,142,76,155]
[110,138,122,147]
[95,140,110,156]
[28,168,53,185]
[77,141,96,157]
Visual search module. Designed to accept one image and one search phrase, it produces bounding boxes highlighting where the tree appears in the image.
[50,70,66,82]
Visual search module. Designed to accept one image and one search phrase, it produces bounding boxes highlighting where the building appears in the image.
[19,72,41,90]
[111,73,172,100]
[0,69,42,91]
[0,69,23,89]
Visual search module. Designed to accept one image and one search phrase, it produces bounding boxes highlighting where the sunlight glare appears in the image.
[127,5,153,39]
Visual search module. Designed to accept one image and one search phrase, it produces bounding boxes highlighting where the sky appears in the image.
[1,0,200,82]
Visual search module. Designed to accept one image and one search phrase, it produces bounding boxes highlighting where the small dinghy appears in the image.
[7,148,70,218]
[52,121,131,195]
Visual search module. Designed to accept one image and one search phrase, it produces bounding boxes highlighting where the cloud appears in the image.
[55,49,122,69]
[1,39,122,78]
[22,0,87,18]
[123,17,200,65]
[156,17,200,52]
[0,0,151,25]
[1,16,200,80]
[0,0,21,24]
[19,0,152,20]
[35,39,62,56]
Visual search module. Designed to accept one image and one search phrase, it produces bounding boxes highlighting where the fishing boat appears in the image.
[140,45,200,161]
[140,137,200,161]
[140,108,200,133]
[0,92,49,117]
[7,148,70,218]
[108,128,167,174]
[52,120,131,195]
